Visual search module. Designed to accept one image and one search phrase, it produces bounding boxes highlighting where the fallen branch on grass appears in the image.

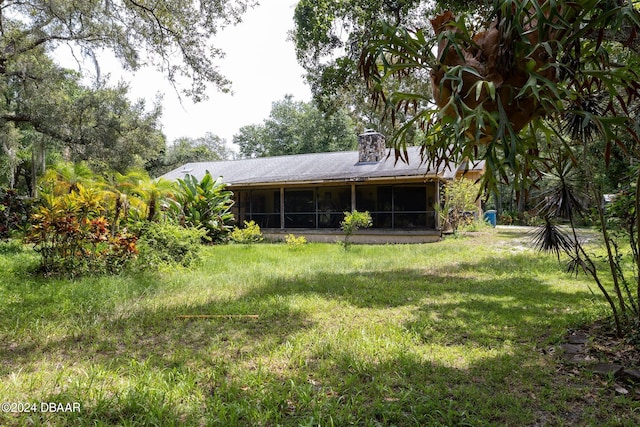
[176,314,259,319]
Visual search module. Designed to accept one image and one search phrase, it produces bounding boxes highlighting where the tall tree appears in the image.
[65,82,165,173]
[0,0,254,102]
[293,1,454,144]
[0,0,254,190]
[0,55,165,189]
[150,132,234,177]
[356,0,640,335]
[359,0,640,187]
[292,0,427,102]
[233,95,356,158]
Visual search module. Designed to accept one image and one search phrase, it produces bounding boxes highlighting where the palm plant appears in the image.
[359,0,640,337]
[136,176,176,223]
[40,161,97,195]
[173,172,234,243]
[101,169,149,235]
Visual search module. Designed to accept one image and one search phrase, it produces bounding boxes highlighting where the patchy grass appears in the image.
[0,228,638,426]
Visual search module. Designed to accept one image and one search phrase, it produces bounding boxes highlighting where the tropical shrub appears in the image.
[340,210,372,250]
[229,220,263,245]
[134,221,205,268]
[173,172,234,243]
[532,157,640,338]
[25,185,138,276]
[0,187,31,239]
[101,169,153,234]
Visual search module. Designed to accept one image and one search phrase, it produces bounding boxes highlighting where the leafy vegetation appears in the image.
[0,188,31,240]
[438,178,482,234]
[285,233,308,249]
[25,183,138,276]
[340,210,373,250]
[0,0,258,194]
[229,220,264,245]
[134,222,206,268]
[233,95,356,158]
[1,229,637,426]
[531,153,640,337]
[173,172,235,243]
[21,163,234,276]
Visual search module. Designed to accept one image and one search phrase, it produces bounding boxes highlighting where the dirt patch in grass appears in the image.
[556,319,640,400]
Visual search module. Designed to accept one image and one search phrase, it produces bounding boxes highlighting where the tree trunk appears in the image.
[31,140,45,197]
[1,140,16,189]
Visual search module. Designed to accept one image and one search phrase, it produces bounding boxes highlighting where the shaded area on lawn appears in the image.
[0,233,634,426]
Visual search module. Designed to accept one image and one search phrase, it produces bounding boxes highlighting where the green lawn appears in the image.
[1,228,638,426]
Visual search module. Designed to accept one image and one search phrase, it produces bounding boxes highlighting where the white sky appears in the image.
[58,1,311,147]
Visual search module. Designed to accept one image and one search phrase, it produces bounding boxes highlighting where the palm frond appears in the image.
[530,217,576,260]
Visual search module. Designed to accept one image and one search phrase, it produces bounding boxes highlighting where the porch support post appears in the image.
[425,185,429,228]
[435,180,441,230]
[280,187,285,229]
[351,183,356,212]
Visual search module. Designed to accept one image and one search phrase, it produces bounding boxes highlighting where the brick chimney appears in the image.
[358,130,386,163]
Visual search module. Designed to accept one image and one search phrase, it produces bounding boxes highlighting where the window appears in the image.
[317,187,351,228]
[284,190,315,228]
[356,184,435,229]
[236,189,280,228]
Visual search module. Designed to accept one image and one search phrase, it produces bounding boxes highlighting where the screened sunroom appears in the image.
[234,183,439,231]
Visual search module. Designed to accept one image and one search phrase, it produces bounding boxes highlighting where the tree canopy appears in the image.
[233,95,356,158]
[295,1,640,180]
[0,62,165,191]
[292,0,430,133]
[0,0,254,101]
[148,133,234,177]
[0,0,254,191]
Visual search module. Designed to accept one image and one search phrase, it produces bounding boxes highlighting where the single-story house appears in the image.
[161,130,484,243]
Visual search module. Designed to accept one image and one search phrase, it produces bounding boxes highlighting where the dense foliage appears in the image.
[0,188,31,240]
[173,172,235,243]
[292,0,430,133]
[0,0,255,194]
[134,222,206,268]
[233,95,356,158]
[23,163,235,276]
[25,183,138,276]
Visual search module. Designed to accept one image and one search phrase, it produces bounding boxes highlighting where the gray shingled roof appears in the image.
[161,146,476,186]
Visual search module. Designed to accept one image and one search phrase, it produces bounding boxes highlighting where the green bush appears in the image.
[437,178,482,233]
[285,233,307,249]
[229,220,264,245]
[173,172,235,243]
[0,187,31,240]
[25,185,138,276]
[135,222,206,268]
[340,210,372,250]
